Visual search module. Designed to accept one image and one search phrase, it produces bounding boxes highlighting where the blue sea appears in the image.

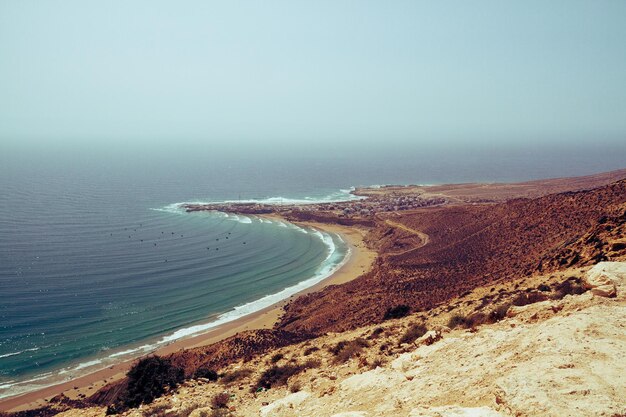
[0,144,624,399]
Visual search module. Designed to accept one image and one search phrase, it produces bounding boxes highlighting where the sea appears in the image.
[0,143,624,399]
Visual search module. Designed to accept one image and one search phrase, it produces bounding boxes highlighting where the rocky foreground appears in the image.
[44,262,625,417]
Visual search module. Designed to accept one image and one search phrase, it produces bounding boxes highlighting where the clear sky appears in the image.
[1,1,625,152]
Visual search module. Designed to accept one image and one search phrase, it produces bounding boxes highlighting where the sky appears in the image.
[1,1,625,153]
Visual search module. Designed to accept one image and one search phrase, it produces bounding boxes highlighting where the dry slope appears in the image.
[52,262,626,417]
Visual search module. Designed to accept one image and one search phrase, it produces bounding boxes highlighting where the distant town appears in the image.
[184,186,447,219]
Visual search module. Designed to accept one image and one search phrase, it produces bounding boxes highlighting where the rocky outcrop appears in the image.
[583,261,626,298]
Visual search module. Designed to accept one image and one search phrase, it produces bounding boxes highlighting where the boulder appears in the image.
[583,262,626,298]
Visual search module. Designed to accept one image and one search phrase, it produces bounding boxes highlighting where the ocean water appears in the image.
[0,145,624,399]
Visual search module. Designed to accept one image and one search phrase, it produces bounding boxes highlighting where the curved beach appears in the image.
[0,219,376,412]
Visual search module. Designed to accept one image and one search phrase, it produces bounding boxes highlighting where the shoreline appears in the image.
[0,218,377,412]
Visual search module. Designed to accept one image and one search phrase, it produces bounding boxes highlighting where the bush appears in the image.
[303,358,321,369]
[329,338,369,364]
[553,277,587,299]
[368,327,384,339]
[489,303,511,322]
[255,365,302,389]
[123,356,184,408]
[369,357,386,369]
[289,381,302,393]
[383,305,410,320]
[221,368,252,384]
[270,353,284,363]
[211,392,230,409]
[399,323,428,344]
[194,367,218,381]
[254,359,319,390]
[303,346,319,356]
[466,312,488,327]
[447,314,469,329]
[447,313,487,329]
[512,291,548,307]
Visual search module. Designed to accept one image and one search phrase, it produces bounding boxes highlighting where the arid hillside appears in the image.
[32,262,626,417]
[277,180,626,334]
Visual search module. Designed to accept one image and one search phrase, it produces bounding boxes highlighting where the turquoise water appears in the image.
[1,146,625,398]
[0,155,359,398]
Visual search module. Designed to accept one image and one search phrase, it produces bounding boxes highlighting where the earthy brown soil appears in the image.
[277,179,626,334]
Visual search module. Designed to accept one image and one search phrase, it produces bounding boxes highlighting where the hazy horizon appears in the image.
[1,1,625,154]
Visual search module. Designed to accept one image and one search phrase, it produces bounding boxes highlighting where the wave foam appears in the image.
[0,347,40,359]
[150,202,186,215]
[0,212,350,400]
[154,188,364,214]
[73,359,103,371]
[159,228,347,343]
[230,214,252,224]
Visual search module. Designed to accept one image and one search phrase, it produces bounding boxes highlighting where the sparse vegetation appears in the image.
[329,338,370,363]
[122,356,184,409]
[255,365,302,389]
[512,291,549,306]
[220,368,253,385]
[289,381,302,393]
[270,353,284,363]
[193,367,218,381]
[399,323,428,344]
[303,346,319,356]
[447,314,469,329]
[253,358,320,391]
[303,358,321,369]
[383,304,410,320]
[368,327,384,339]
[448,312,487,329]
[369,357,386,369]
[489,303,511,322]
[211,392,230,409]
[553,277,587,299]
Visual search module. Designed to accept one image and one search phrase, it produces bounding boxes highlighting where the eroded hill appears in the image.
[277,180,626,334]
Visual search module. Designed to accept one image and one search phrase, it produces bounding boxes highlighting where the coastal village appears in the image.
[183,187,448,219]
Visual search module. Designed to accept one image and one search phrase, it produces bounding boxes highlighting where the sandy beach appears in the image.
[0,219,376,412]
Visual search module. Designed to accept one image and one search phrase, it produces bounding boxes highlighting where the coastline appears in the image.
[0,219,376,412]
